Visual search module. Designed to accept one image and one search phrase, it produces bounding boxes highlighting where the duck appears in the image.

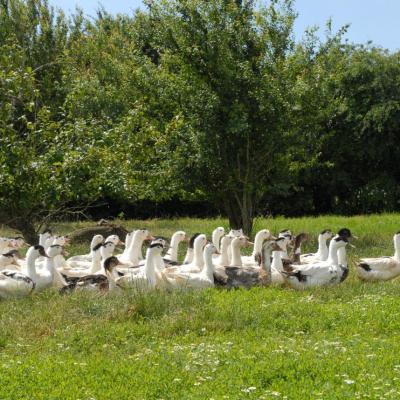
[282,236,350,289]
[21,244,64,292]
[274,234,292,260]
[300,230,334,263]
[60,256,123,294]
[0,250,23,271]
[115,242,164,290]
[117,231,133,258]
[212,227,225,252]
[162,244,219,289]
[336,228,356,266]
[213,234,234,267]
[214,240,281,289]
[59,241,116,278]
[241,229,273,266]
[0,237,12,254]
[279,229,292,238]
[38,230,53,248]
[67,234,104,263]
[163,231,187,265]
[118,229,154,266]
[290,233,309,264]
[356,232,400,281]
[182,233,201,265]
[165,234,207,274]
[1,237,28,254]
[227,228,243,263]
[0,269,36,299]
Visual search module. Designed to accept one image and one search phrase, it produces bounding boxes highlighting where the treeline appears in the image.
[1,0,400,240]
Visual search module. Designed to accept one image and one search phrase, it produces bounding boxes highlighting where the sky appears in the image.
[49,0,400,51]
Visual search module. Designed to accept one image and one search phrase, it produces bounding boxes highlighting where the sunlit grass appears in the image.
[1,215,400,399]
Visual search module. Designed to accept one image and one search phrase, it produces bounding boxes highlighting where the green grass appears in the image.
[1,214,400,399]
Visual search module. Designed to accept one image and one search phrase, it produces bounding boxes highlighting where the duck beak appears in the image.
[348,243,356,248]
[246,241,254,246]
[39,249,49,258]
[146,235,155,241]
[352,235,359,239]
[214,250,221,255]
[118,239,125,245]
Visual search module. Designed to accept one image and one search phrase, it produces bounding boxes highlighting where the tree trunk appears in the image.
[8,219,38,245]
[223,196,254,236]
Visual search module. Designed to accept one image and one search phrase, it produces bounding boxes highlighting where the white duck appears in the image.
[212,227,225,252]
[182,233,201,264]
[357,232,400,281]
[0,237,12,254]
[22,244,64,292]
[273,235,292,260]
[241,229,272,266]
[118,229,154,266]
[165,234,207,274]
[213,235,234,267]
[60,242,115,278]
[1,237,27,254]
[282,236,350,289]
[116,242,163,290]
[67,234,104,263]
[0,264,36,299]
[0,250,23,271]
[162,244,219,289]
[163,231,186,265]
[227,228,243,263]
[300,230,334,264]
[117,231,134,258]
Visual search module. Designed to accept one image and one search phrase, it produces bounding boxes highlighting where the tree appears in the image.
[141,0,297,233]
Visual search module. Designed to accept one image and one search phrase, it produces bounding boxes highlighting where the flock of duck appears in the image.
[0,226,400,299]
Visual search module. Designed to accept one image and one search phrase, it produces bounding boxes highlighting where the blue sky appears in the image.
[49,0,399,51]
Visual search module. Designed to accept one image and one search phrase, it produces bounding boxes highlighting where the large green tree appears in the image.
[141,0,297,233]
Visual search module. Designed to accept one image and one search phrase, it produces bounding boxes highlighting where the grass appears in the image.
[1,214,400,399]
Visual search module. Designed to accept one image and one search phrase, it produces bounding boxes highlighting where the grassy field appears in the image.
[1,214,400,399]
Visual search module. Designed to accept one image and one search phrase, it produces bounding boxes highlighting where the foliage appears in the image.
[1,0,400,238]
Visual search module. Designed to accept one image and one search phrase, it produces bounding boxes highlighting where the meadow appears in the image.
[1,214,400,399]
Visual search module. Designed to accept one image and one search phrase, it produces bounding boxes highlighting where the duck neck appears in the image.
[212,232,222,252]
[90,249,102,273]
[202,250,215,280]
[127,232,143,264]
[44,257,55,279]
[261,248,273,271]
[316,235,329,260]
[39,235,47,247]
[326,242,339,265]
[107,269,119,290]
[144,249,156,286]
[192,242,204,268]
[165,234,180,261]
[230,243,242,267]
[218,239,230,266]
[394,238,400,261]
[337,246,347,266]
[183,248,193,264]
[252,233,265,256]
[24,249,38,280]
[271,251,283,271]
[292,244,302,264]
